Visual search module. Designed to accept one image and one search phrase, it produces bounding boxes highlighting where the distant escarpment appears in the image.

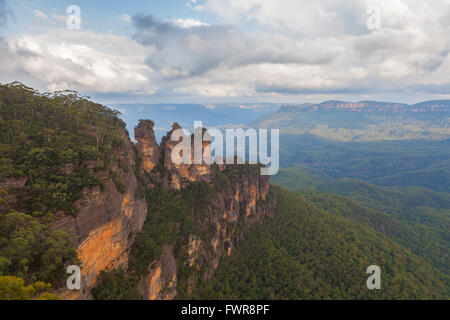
[0,83,276,300]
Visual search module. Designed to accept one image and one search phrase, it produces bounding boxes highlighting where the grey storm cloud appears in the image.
[132,14,335,79]
[133,14,247,76]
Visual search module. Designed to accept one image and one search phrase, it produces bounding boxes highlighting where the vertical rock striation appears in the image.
[52,131,147,297]
[49,119,276,300]
[135,120,161,173]
[133,120,277,299]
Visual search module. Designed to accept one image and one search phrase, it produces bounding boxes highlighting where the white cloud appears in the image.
[31,8,67,25]
[176,0,450,97]
[172,18,209,28]
[49,13,66,24]
[231,104,269,110]
[2,1,450,101]
[33,9,48,20]
[121,14,132,23]
[1,29,154,94]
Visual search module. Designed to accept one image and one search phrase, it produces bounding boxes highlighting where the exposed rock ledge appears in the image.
[133,120,277,299]
[53,131,147,298]
[52,119,276,300]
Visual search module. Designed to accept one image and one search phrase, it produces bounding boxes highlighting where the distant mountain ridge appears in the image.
[253,99,449,142]
[279,100,450,114]
[113,103,281,141]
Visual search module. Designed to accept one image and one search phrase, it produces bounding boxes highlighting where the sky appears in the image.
[1,0,450,104]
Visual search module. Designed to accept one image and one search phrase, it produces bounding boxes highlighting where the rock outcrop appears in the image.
[135,120,161,173]
[0,177,28,213]
[1,118,276,300]
[133,120,277,299]
[138,246,177,300]
[159,124,215,190]
[52,131,147,297]
[0,83,276,300]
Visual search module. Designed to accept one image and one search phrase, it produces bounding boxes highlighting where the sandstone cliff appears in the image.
[135,120,160,173]
[53,130,147,298]
[0,84,276,300]
[1,118,276,300]
[132,120,277,299]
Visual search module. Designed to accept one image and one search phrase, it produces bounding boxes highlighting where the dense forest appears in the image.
[274,165,449,274]
[91,164,267,300]
[0,82,126,215]
[0,82,125,299]
[91,181,217,300]
[192,186,449,299]
[0,83,448,300]
[274,134,450,193]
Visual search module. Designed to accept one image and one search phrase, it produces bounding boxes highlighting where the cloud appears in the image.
[185,0,450,95]
[30,8,68,26]
[0,29,153,93]
[191,0,369,36]
[132,14,337,78]
[132,14,247,77]
[48,13,67,24]
[172,18,209,28]
[126,1,450,98]
[33,9,48,20]
[121,14,132,23]
[231,104,269,110]
[2,0,450,100]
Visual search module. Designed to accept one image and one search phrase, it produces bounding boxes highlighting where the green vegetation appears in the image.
[0,212,78,288]
[91,268,141,300]
[253,102,450,142]
[2,83,448,300]
[371,169,450,193]
[272,164,332,190]
[128,183,210,277]
[0,276,61,300]
[0,82,126,298]
[192,186,448,299]
[315,179,450,223]
[274,134,450,193]
[0,82,126,215]
[275,167,450,276]
[300,189,449,276]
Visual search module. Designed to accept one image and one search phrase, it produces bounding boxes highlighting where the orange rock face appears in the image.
[139,142,159,172]
[53,130,147,297]
[77,216,127,286]
[73,188,147,290]
[138,246,177,300]
[55,119,275,300]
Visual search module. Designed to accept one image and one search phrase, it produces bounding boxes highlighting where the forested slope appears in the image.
[192,187,449,299]
[0,82,128,298]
